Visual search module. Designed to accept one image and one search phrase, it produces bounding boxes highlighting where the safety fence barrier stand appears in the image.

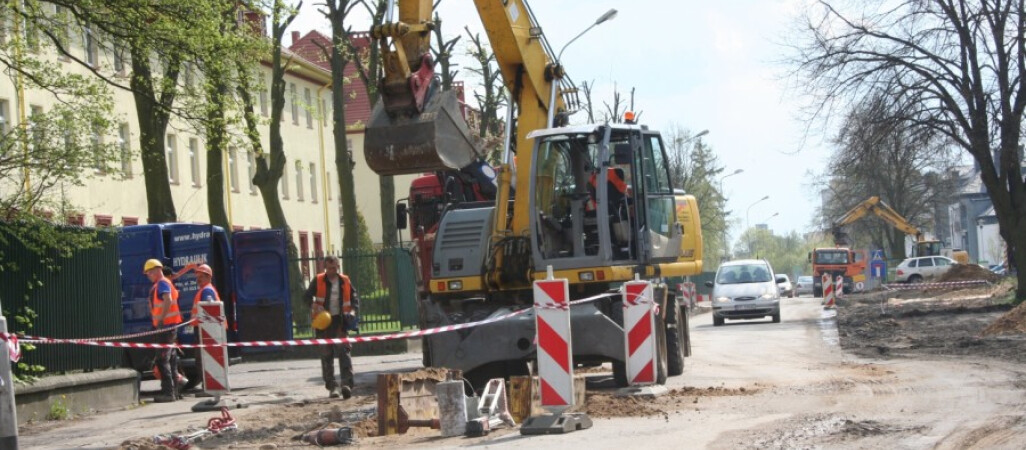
[615,277,668,398]
[822,274,836,309]
[521,266,592,435]
[0,297,19,450]
[192,301,232,412]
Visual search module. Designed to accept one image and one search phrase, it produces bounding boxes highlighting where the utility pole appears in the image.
[0,297,19,449]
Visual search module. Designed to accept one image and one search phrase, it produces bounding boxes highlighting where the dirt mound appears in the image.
[981,301,1026,336]
[937,264,1001,283]
[585,394,666,418]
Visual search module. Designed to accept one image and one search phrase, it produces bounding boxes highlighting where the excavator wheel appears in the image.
[665,305,686,376]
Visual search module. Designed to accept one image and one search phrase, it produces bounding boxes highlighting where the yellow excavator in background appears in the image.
[363,0,704,387]
[832,196,969,264]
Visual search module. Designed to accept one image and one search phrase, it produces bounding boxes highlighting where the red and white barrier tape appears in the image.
[883,280,990,290]
[0,291,627,350]
[6,333,19,363]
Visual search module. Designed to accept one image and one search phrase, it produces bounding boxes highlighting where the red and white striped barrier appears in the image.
[835,276,844,300]
[533,270,574,412]
[822,274,836,309]
[197,301,229,395]
[0,292,623,351]
[883,280,990,290]
[623,279,656,386]
[679,282,695,306]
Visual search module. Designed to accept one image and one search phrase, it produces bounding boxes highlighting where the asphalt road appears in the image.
[20,296,1026,448]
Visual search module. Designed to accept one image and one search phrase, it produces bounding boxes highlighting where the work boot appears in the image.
[154,394,176,403]
[340,386,352,400]
[329,387,341,398]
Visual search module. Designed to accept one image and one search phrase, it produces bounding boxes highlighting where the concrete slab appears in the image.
[15,369,139,424]
[613,384,668,399]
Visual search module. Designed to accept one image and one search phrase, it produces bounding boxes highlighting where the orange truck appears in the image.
[809,247,867,297]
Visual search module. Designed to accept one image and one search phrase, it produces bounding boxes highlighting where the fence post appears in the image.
[1,297,20,449]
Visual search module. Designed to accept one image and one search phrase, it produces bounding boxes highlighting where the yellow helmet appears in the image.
[312,311,332,331]
[143,259,163,273]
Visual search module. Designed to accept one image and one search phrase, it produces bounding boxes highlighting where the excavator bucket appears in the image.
[364,89,483,176]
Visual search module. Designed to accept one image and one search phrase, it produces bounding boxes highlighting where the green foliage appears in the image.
[734,228,834,278]
[47,395,69,421]
[344,212,378,296]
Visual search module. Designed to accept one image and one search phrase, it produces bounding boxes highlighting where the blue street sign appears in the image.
[871,249,885,261]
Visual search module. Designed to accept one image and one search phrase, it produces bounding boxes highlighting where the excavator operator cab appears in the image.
[528,124,684,272]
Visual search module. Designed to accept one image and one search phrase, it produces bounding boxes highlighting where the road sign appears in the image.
[871,249,885,261]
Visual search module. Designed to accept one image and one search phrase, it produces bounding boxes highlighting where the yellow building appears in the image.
[0,9,415,271]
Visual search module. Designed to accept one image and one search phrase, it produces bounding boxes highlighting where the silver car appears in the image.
[705,259,782,326]
[795,275,814,296]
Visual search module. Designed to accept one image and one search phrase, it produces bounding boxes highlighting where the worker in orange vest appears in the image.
[190,264,222,326]
[144,258,183,403]
[303,255,360,399]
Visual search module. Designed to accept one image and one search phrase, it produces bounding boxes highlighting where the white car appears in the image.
[705,259,781,326]
[776,274,794,298]
[895,256,958,283]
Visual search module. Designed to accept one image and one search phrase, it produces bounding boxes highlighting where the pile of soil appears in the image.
[837,286,1026,363]
[584,385,759,419]
[981,301,1026,336]
[937,264,1002,283]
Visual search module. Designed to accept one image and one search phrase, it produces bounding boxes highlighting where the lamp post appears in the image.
[718,168,742,260]
[547,8,618,127]
[746,195,769,257]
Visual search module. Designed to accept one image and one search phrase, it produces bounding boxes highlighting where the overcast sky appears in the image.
[291,0,829,248]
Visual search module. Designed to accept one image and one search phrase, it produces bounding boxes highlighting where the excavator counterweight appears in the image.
[364,89,483,176]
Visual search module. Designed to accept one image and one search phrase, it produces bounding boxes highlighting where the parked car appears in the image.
[776,274,794,298]
[795,275,814,296]
[894,256,958,283]
[704,259,781,326]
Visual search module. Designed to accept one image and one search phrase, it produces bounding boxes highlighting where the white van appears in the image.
[704,259,781,326]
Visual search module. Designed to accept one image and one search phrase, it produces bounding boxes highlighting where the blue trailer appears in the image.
[118,224,293,387]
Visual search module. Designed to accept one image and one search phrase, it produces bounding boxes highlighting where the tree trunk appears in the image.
[329,12,360,253]
[205,76,230,232]
[130,47,177,224]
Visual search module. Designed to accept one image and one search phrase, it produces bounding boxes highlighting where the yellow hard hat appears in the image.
[143,259,163,273]
[312,311,332,331]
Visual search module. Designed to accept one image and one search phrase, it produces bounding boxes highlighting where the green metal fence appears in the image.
[0,226,123,376]
[293,247,419,336]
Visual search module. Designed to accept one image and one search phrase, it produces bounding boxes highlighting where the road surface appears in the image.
[20,296,1026,448]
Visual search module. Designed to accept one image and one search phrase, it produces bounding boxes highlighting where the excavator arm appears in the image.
[831,196,924,245]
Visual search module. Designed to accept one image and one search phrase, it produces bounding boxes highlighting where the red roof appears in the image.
[289,30,372,128]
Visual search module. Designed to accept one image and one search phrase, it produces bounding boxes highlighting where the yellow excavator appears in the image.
[832,196,969,264]
[364,0,703,387]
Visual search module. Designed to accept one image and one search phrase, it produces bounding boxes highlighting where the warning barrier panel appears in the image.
[623,280,656,386]
[533,276,574,412]
[835,276,844,300]
[822,274,836,309]
[197,301,229,395]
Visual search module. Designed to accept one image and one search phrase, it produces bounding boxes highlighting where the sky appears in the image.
[290,0,830,248]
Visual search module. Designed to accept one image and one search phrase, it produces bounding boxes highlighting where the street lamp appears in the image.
[718,168,742,260]
[763,212,779,223]
[547,8,618,127]
[746,195,769,257]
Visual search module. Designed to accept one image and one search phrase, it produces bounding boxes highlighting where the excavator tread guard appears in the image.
[364,89,483,176]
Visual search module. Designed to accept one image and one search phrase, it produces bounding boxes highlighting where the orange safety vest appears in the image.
[587,168,629,211]
[315,273,352,314]
[191,283,224,327]
[150,277,182,327]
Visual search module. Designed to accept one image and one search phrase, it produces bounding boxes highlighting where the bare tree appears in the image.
[580,80,596,123]
[791,0,1026,300]
[464,26,506,160]
[819,92,959,259]
[431,9,460,90]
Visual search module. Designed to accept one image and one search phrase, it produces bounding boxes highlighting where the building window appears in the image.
[247,151,257,194]
[232,225,244,233]
[67,213,85,226]
[84,27,98,67]
[229,147,240,192]
[122,216,139,226]
[0,99,9,135]
[309,162,318,203]
[299,231,310,281]
[280,163,289,199]
[94,215,113,227]
[92,125,104,174]
[54,6,69,61]
[313,232,324,273]
[290,83,298,125]
[119,124,132,178]
[295,161,304,201]
[113,43,125,74]
[189,138,201,187]
[166,134,179,184]
[29,105,43,155]
[259,81,269,117]
[304,87,313,128]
